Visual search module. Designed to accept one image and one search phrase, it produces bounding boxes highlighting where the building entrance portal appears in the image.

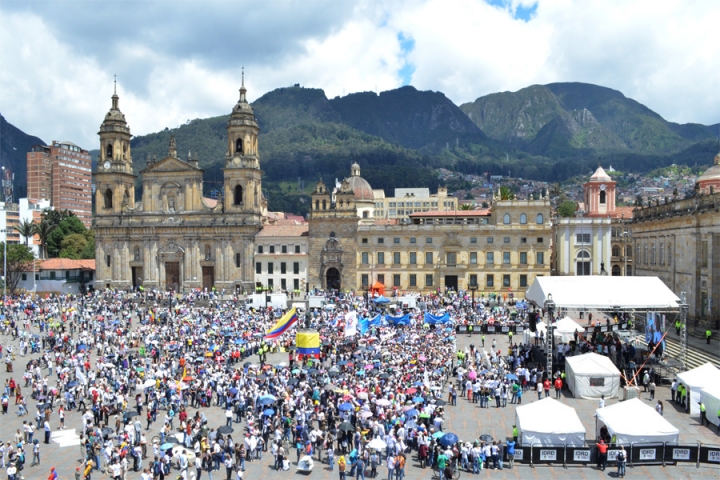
[165,262,180,291]
[326,267,341,291]
[444,275,458,291]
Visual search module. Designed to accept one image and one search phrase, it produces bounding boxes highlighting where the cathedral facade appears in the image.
[93,82,266,292]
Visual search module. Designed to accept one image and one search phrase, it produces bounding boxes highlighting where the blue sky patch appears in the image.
[397,32,416,85]
[485,0,538,22]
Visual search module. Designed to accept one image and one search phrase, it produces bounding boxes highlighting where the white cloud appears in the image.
[0,0,718,150]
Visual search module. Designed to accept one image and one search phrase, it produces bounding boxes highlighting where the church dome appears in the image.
[589,166,611,182]
[347,163,373,200]
[697,153,720,186]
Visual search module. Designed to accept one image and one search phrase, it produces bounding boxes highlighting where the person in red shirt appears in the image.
[543,378,551,398]
[554,377,563,399]
[596,439,608,471]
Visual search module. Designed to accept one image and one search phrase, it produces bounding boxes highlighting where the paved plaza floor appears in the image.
[0,326,718,480]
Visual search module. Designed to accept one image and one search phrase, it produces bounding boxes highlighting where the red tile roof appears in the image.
[409,209,491,217]
[256,224,309,237]
[39,259,95,270]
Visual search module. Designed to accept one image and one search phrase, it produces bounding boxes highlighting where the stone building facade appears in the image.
[93,81,266,292]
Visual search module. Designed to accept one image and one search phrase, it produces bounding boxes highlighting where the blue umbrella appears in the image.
[413,381,423,387]
[263,408,275,416]
[439,433,459,447]
[77,344,88,351]
[412,396,425,403]
[405,409,418,417]
[356,370,365,376]
[228,387,238,395]
[234,339,245,345]
[338,403,353,412]
[259,395,276,405]
[160,443,174,450]
[373,296,390,304]
[67,380,78,388]
[505,373,518,381]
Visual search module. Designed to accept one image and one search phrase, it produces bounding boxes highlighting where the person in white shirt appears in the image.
[599,395,605,409]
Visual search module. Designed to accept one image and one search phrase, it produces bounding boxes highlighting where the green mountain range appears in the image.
[1,82,717,215]
[0,113,45,199]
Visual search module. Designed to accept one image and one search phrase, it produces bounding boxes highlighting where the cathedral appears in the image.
[93,80,266,292]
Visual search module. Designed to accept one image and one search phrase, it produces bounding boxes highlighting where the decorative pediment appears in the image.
[141,155,203,174]
[443,232,462,248]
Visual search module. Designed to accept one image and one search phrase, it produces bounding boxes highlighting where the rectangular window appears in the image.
[269,245,275,254]
[106,255,111,267]
[410,237,416,244]
[486,274,494,287]
[537,237,544,243]
[487,237,494,243]
[520,237,527,243]
[409,274,417,287]
[536,252,544,265]
[362,252,369,264]
[255,262,261,274]
[268,278,274,288]
[21,273,26,281]
[281,278,287,290]
[281,245,287,253]
[503,274,511,287]
[701,241,709,268]
[293,262,300,274]
[470,237,477,244]
[293,279,300,290]
[393,252,401,264]
[394,238,400,244]
[258,245,264,254]
[447,252,456,265]
[504,237,510,243]
[295,245,301,253]
[425,252,433,264]
[268,262,274,274]
[280,262,286,274]
[575,233,591,244]
[425,274,433,287]
[426,238,432,244]
[361,274,369,287]
[469,274,478,286]
[503,252,511,264]
[378,238,384,244]
[362,238,368,244]
[409,252,417,264]
[377,274,385,284]
[470,252,477,264]
[520,252,527,264]
[393,274,401,287]
[377,252,385,264]
[520,274,528,287]
[486,252,494,264]
[235,253,241,268]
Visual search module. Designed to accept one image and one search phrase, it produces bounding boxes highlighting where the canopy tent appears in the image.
[700,384,720,428]
[553,316,586,343]
[565,352,621,399]
[525,276,680,310]
[676,362,720,414]
[370,282,385,297]
[523,321,547,344]
[515,397,586,446]
[595,398,679,445]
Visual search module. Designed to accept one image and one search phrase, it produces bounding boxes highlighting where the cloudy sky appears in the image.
[1,0,718,149]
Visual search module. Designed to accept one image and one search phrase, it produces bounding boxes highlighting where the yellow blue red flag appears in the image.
[296,329,321,358]
[264,307,298,340]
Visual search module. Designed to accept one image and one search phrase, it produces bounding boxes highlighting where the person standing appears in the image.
[554,377,562,399]
[706,329,712,345]
[44,419,51,444]
[648,380,656,400]
[338,455,346,480]
[700,402,707,426]
[505,440,515,469]
[599,395,605,409]
[596,439,608,471]
[616,446,626,477]
[642,371,650,392]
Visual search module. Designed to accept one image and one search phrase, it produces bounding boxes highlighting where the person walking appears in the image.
[338,455,346,480]
[649,380,656,400]
[706,329,712,345]
[554,377,562,399]
[616,446,626,477]
[700,402,708,426]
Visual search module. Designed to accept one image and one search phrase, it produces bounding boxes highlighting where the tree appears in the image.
[33,219,57,259]
[458,203,473,210]
[47,215,87,258]
[59,234,88,259]
[481,201,489,208]
[80,230,95,260]
[634,194,644,207]
[14,220,34,248]
[0,243,34,293]
[557,200,578,217]
[499,186,515,200]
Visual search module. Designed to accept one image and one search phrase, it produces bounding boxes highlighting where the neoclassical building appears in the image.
[94,82,266,292]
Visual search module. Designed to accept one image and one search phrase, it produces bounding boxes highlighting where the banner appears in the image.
[424,312,450,325]
[359,317,369,335]
[368,315,382,327]
[344,311,358,337]
[296,330,321,358]
[386,313,410,325]
[264,308,298,340]
[75,366,87,386]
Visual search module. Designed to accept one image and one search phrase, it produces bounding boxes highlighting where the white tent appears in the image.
[595,398,680,445]
[523,320,547,344]
[553,316,586,343]
[525,276,680,310]
[676,362,720,414]
[700,384,720,428]
[565,352,621,399]
[515,397,586,446]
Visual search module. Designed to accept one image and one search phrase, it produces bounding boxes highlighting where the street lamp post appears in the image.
[679,291,689,370]
[544,292,556,376]
[1,228,7,304]
[468,279,479,310]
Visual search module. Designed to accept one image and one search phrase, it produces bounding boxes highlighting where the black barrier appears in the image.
[505,446,531,464]
[629,443,664,465]
[530,445,564,465]
[699,445,720,465]
[515,325,524,333]
[486,325,496,334]
[472,324,482,333]
[501,326,510,334]
[565,447,594,465]
[663,444,699,464]
[457,325,467,333]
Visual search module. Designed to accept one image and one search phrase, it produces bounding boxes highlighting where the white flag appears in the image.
[344,311,358,337]
[75,366,88,386]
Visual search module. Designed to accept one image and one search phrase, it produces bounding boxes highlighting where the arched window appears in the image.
[519,213,527,224]
[322,200,327,210]
[600,190,606,204]
[235,138,243,155]
[233,185,243,206]
[315,200,319,211]
[536,213,544,224]
[205,244,211,261]
[104,188,113,209]
[503,213,511,224]
[612,265,621,276]
[576,250,591,276]
[106,143,113,159]
[134,247,140,261]
[329,232,336,238]
[612,246,620,257]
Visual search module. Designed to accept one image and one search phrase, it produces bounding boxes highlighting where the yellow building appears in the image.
[373,187,457,219]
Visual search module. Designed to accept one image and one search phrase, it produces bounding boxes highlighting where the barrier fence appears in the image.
[504,443,719,468]
[455,323,634,335]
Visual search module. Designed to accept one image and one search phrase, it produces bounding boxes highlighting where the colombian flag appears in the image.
[264,307,298,340]
[296,330,321,358]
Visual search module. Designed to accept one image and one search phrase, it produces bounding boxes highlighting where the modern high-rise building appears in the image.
[27,141,93,226]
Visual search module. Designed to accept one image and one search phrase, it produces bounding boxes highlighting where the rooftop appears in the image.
[409,209,491,217]
[256,224,309,237]
[39,259,95,270]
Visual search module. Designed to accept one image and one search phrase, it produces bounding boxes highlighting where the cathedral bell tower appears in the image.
[223,71,262,223]
[583,166,616,217]
[93,80,137,213]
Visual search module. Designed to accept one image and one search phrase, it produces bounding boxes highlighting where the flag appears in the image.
[264,308,298,340]
[359,317,369,335]
[344,311,358,337]
[296,330,321,358]
[75,366,87,386]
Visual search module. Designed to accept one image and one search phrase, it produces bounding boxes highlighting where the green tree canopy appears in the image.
[557,200,578,217]
[46,214,87,258]
[0,243,34,292]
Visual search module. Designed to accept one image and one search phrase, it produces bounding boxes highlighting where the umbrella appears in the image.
[66,380,78,388]
[101,427,114,437]
[419,413,431,419]
[263,409,275,416]
[440,433,459,447]
[357,392,368,400]
[379,374,390,380]
[39,403,52,410]
[228,387,238,395]
[435,399,447,406]
[479,434,493,443]
[432,431,444,439]
[360,411,374,419]
[405,409,418,417]
[338,403,354,412]
[405,388,417,395]
[324,384,337,391]
[123,411,139,420]
[505,373,518,381]
[328,371,340,377]
[217,425,234,434]
[339,422,354,432]
[367,438,387,450]
[337,361,348,366]
[160,443,175,450]
[412,396,424,403]
[274,364,287,369]
[413,381,424,387]
[259,395,276,405]
[142,379,156,389]
[375,399,390,407]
